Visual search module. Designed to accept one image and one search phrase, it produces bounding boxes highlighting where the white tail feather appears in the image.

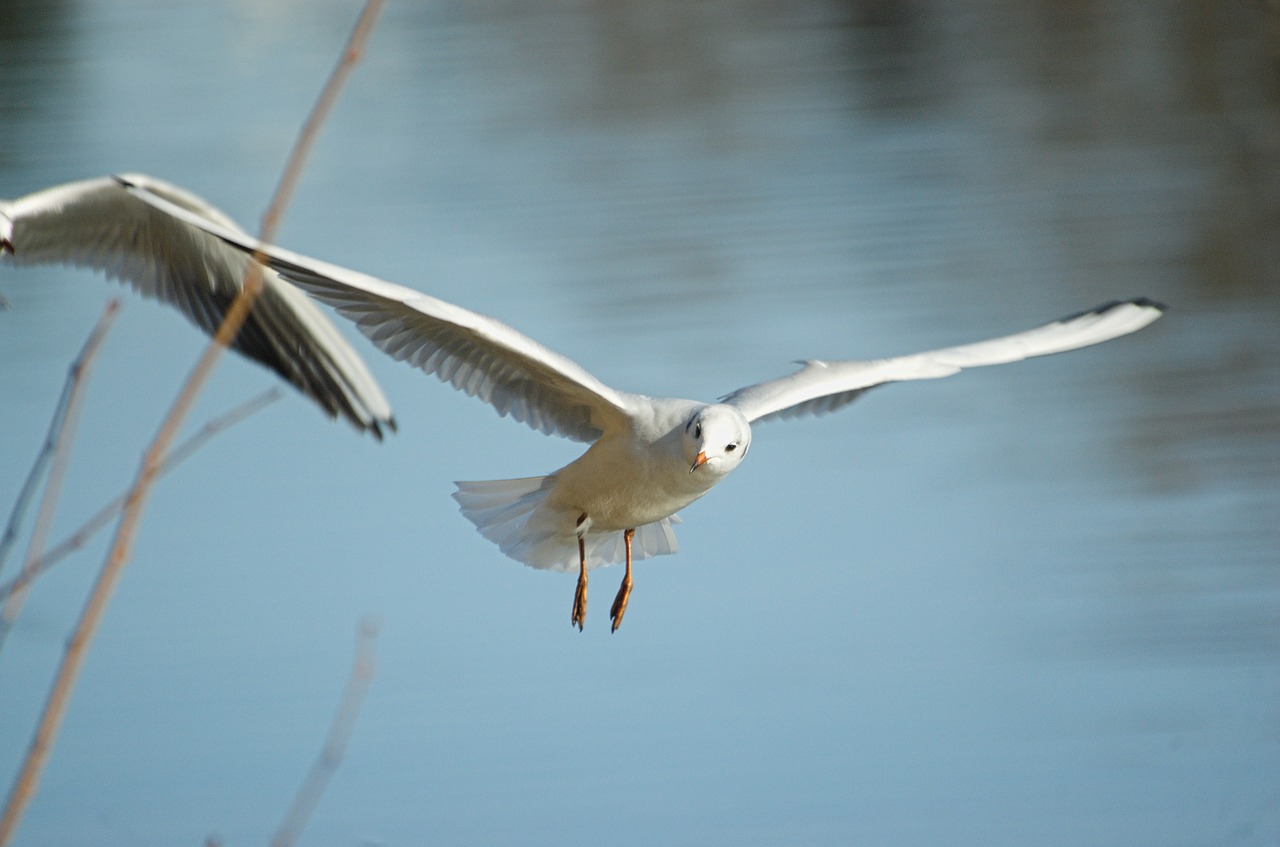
[452,477,680,572]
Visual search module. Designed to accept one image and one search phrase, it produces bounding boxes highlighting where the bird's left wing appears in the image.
[2,174,394,437]
[721,299,1165,423]
[122,178,640,443]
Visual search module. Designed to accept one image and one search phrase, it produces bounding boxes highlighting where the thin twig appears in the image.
[0,4,385,843]
[0,301,120,579]
[270,616,380,847]
[0,302,121,650]
[0,388,281,606]
[0,385,70,578]
[258,0,384,241]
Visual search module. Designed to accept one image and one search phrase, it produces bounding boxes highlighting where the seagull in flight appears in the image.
[1,175,395,438]
[123,176,1164,631]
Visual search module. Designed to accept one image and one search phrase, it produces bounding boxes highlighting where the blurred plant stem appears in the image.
[0,387,281,610]
[270,616,380,847]
[0,301,118,588]
[0,2,385,843]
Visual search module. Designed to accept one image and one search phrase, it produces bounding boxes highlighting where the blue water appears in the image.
[2,1,1277,845]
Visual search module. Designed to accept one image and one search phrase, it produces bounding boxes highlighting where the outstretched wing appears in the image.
[721,299,1165,423]
[1,174,394,437]
[122,177,640,443]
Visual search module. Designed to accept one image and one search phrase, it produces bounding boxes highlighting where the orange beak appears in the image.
[689,450,707,473]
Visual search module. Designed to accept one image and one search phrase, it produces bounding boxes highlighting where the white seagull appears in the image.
[1,175,395,438]
[124,176,1165,631]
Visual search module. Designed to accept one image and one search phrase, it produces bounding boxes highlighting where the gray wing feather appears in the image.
[123,178,638,443]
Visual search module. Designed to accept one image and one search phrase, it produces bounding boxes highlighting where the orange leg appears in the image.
[610,528,635,632]
[571,514,588,631]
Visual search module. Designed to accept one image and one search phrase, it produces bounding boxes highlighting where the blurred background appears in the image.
[1,1,1277,845]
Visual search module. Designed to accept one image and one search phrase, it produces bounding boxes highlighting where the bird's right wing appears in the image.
[2,174,394,437]
[721,300,1165,423]
[122,177,641,443]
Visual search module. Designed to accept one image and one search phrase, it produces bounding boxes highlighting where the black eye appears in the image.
[726,443,738,452]
[694,423,702,438]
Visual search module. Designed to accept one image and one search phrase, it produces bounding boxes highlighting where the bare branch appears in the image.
[0,388,281,606]
[270,616,381,847]
[0,301,120,650]
[259,0,386,240]
[0,3,386,843]
[0,301,120,580]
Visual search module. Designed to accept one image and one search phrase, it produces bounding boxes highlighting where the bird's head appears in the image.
[684,404,751,476]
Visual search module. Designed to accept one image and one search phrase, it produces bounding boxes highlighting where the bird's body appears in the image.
[549,399,712,533]
[456,398,738,576]
[0,175,394,437]
[123,176,1166,630]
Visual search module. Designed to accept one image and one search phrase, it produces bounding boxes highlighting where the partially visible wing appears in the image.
[122,177,641,442]
[1,174,394,437]
[721,299,1165,423]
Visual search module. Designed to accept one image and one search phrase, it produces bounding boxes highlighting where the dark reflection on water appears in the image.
[0,0,1277,844]
[0,0,78,164]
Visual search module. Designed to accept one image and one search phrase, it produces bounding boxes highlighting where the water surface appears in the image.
[1,2,1277,845]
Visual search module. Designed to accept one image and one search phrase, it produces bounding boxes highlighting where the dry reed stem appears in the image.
[0,388,281,606]
[0,3,385,842]
[0,301,121,650]
[269,617,381,847]
[0,301,120,579]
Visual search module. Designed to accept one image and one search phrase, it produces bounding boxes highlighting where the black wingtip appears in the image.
[1128,296,1168,313]
[1,211,13,256]
[1062,297,1168,323]
[365,415,398,442]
